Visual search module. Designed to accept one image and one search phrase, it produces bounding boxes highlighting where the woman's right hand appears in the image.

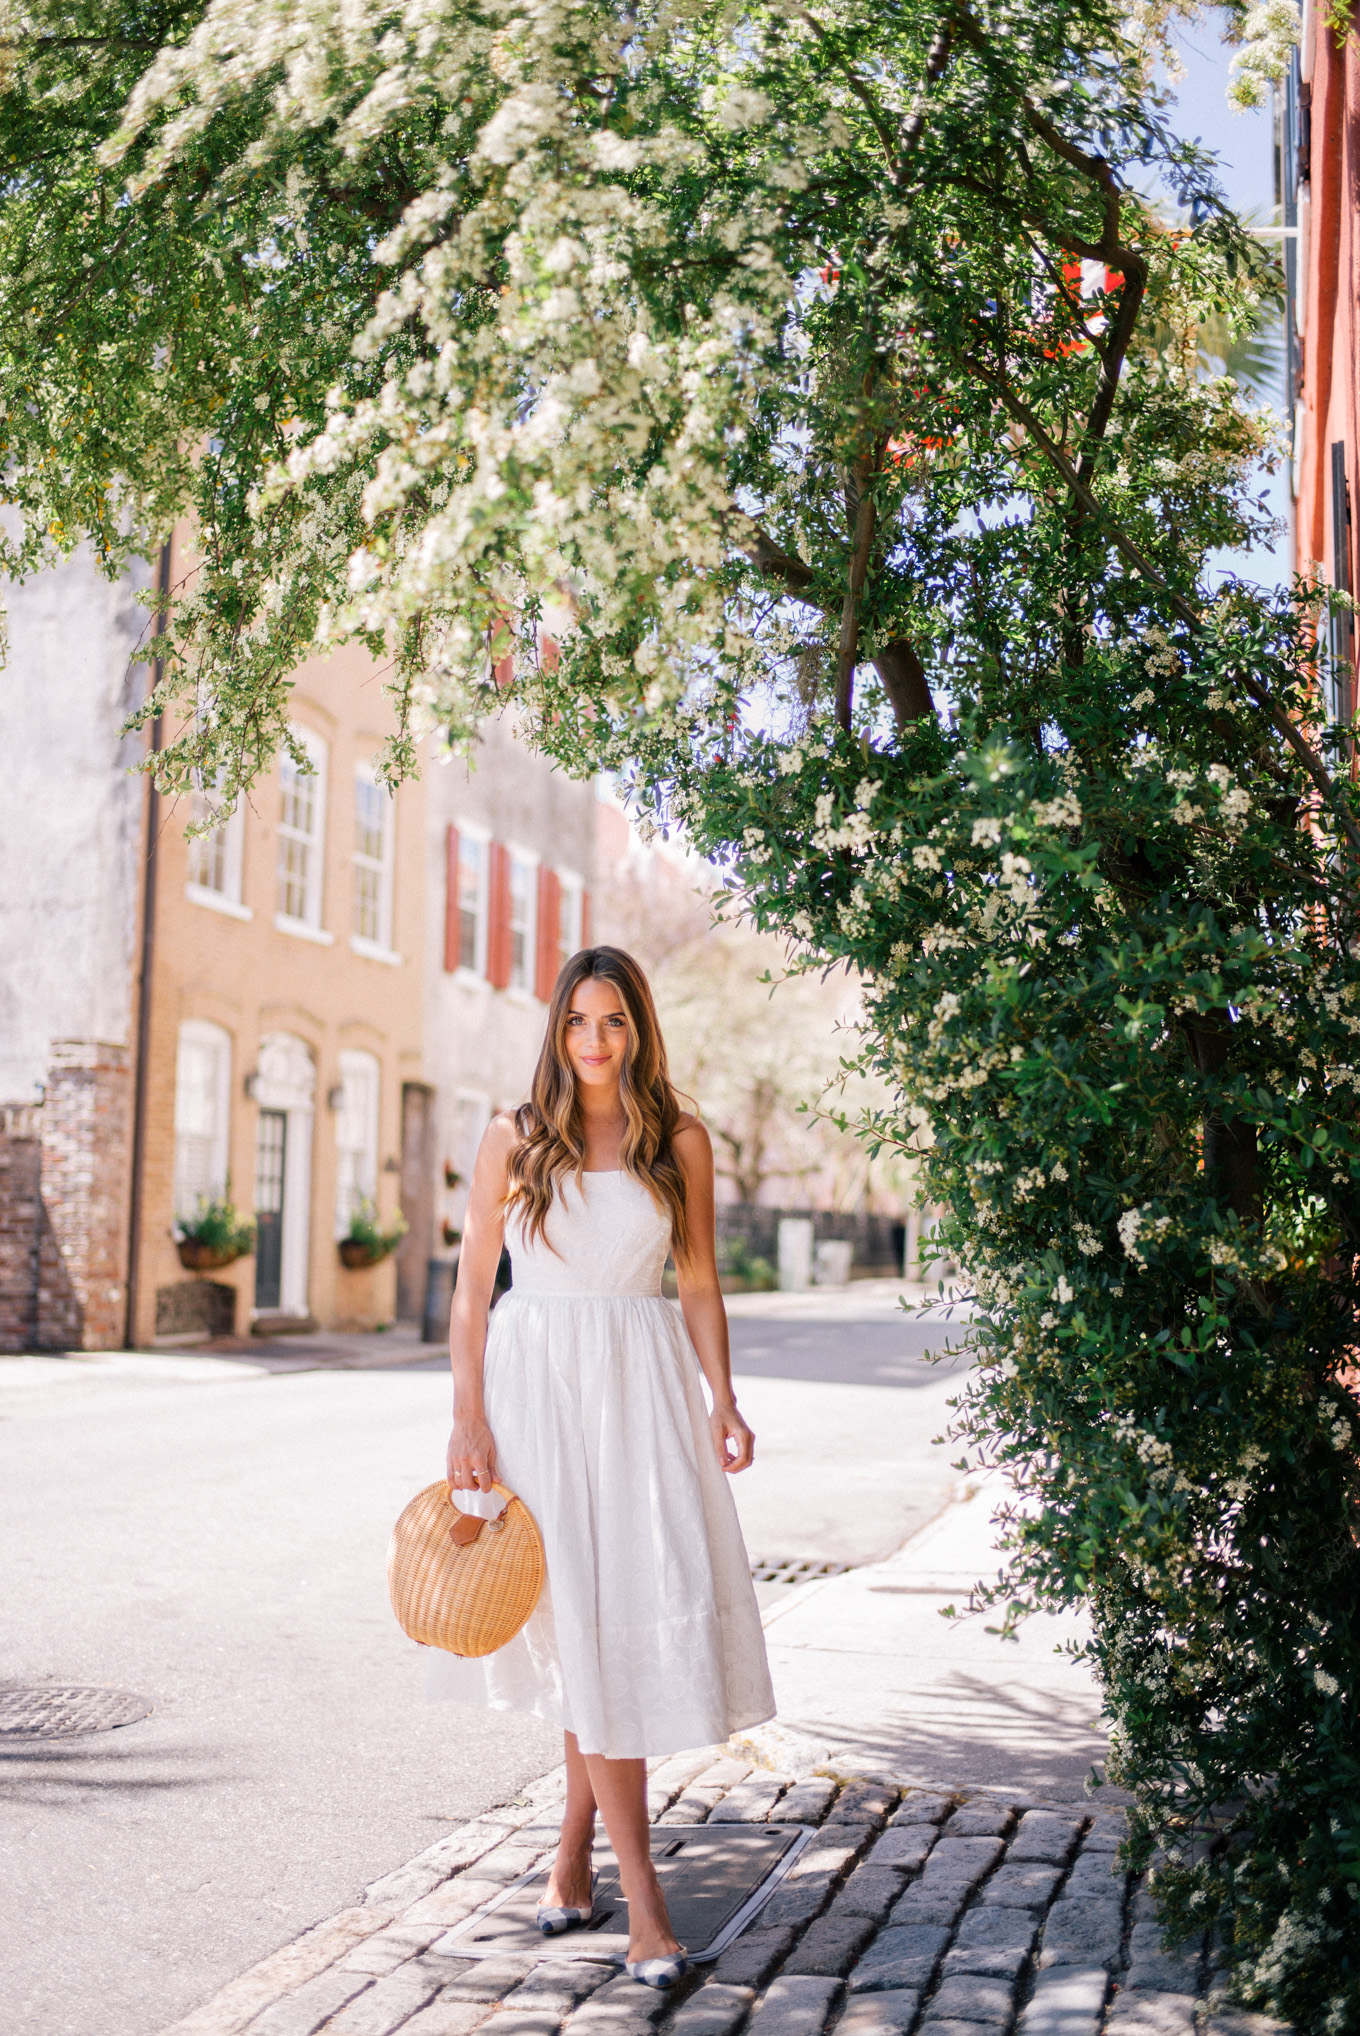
[447,1416,498,1493]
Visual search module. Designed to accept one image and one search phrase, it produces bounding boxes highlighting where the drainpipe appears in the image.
[124,540,173,1350]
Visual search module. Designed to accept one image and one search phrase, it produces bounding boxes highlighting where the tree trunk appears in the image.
[1183,1015,1262,1225]
[873,637,936,726]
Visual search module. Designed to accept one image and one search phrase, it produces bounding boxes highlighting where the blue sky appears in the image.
[1168,12,1276,216]
[1162,10,1288,585]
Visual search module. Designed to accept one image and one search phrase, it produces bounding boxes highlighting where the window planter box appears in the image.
[339,1237,399,1270]
[177,1237,250,1273]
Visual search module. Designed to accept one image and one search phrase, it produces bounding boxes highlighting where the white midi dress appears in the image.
[426,1171,775,1760]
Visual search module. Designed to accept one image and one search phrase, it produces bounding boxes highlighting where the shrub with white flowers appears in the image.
[3,0,1358,2021]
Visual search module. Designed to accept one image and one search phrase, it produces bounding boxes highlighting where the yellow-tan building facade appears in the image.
[0,545,596,1350]
[131,638,427,1344]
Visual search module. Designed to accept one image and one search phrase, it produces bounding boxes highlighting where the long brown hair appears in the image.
[506,946,691,1261]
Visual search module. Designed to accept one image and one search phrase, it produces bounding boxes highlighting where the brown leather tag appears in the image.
[448,1511,485,1547]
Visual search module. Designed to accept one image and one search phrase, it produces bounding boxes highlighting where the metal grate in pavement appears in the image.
[749,1556,852,1585]
[433,1822,813,1964]
[0,1684,153,1738]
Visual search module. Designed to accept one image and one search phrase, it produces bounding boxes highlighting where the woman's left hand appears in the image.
[710,1401,755,1474]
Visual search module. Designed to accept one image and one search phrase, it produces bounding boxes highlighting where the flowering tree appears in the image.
[7,0,1360,2017]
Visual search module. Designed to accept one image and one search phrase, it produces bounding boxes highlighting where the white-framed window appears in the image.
[508,851,538,993]
[457,826,490,977]
[186,787,249,918]
[334,1048,381,1235]
[449,1090,491,1221]
[557,872,584,974]
[173,1019,232,1221]
[352,766,394,951]
[277,726,328,931]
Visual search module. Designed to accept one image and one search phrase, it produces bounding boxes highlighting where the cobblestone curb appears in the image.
[157,1752,1291,2036]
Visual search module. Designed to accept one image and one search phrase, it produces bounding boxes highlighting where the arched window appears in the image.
[352,765,394,952]
[335,1049,381,1235]
[173,1020,232,1219]
[277,726,328,932]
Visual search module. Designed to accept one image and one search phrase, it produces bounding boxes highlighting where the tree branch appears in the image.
[962,352,1360,859]
[836,463,878,729]
[947,0,1149,494]
[3,33,165,49]
[788,4,902,176]
[963,351,1193,609]
[902,27,954,156]
[873,637,936,726]
[725,513,820,603]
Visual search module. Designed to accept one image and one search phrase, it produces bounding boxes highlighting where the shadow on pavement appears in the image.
[788,1671,1115,1802]
[727,1314,973,1388]
[0,1729,232,1802]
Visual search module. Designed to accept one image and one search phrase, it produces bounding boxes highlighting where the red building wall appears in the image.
[1292,13,1360,707]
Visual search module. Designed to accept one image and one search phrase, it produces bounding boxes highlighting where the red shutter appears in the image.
[443,825,460,973]
[486,842,512,988]
[490,610,515,691]
[580,888,592,951]
[535,867,561,1001]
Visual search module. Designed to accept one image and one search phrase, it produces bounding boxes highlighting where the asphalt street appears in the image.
[0,1286,967,2036]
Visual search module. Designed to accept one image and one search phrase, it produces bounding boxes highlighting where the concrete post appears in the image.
[777,1216,813,1293]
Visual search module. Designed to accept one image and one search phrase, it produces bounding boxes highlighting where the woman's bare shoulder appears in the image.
[477,1111,521,1170]
[672,1112,712,1158]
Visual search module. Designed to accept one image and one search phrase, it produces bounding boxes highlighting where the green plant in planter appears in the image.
[719,1237,778,1292]
[339,1198,409,1268]
[175,1196,255,1270]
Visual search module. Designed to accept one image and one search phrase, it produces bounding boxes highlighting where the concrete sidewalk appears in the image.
[752,1482,1105,1800]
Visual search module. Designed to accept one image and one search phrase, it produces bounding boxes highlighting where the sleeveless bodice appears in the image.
[505,1172,671,1298]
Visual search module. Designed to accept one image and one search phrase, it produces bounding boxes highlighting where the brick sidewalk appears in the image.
[157,1750,1287,2036]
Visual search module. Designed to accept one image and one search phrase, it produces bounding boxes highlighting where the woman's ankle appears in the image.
[627,1919,681,1960]
[543,1845,593,1903]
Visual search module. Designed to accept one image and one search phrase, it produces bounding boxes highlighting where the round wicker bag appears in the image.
[388,1480,545,1658]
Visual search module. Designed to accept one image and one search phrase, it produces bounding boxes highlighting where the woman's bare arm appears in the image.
[673,1118,755,1474]
[446,1113,516,1493]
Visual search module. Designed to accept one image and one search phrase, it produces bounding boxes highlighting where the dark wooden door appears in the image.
[394,1083,435,1321]
[254,1109,287,1310]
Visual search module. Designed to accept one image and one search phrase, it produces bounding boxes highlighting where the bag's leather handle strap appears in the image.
[445,1480,513,1547]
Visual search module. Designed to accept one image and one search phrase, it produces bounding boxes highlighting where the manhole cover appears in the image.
[750,1557,851,1586]
[435,1822,813,1963]
[0,1685,153,1738]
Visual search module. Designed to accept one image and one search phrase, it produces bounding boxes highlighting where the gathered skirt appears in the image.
[425,1290,775,1760]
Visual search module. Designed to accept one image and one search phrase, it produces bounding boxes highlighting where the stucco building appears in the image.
[423,709,594,1257]
[0,546,595,1350]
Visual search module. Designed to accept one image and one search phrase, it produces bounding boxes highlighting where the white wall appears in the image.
[0,548,153,1102]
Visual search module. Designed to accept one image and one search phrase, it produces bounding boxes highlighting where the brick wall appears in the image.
[0,1108,42,1353]
[41,1042,132,1350]
[0,1044,133,1353]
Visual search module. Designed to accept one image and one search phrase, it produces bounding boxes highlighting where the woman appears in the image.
[435,946,775,1987]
